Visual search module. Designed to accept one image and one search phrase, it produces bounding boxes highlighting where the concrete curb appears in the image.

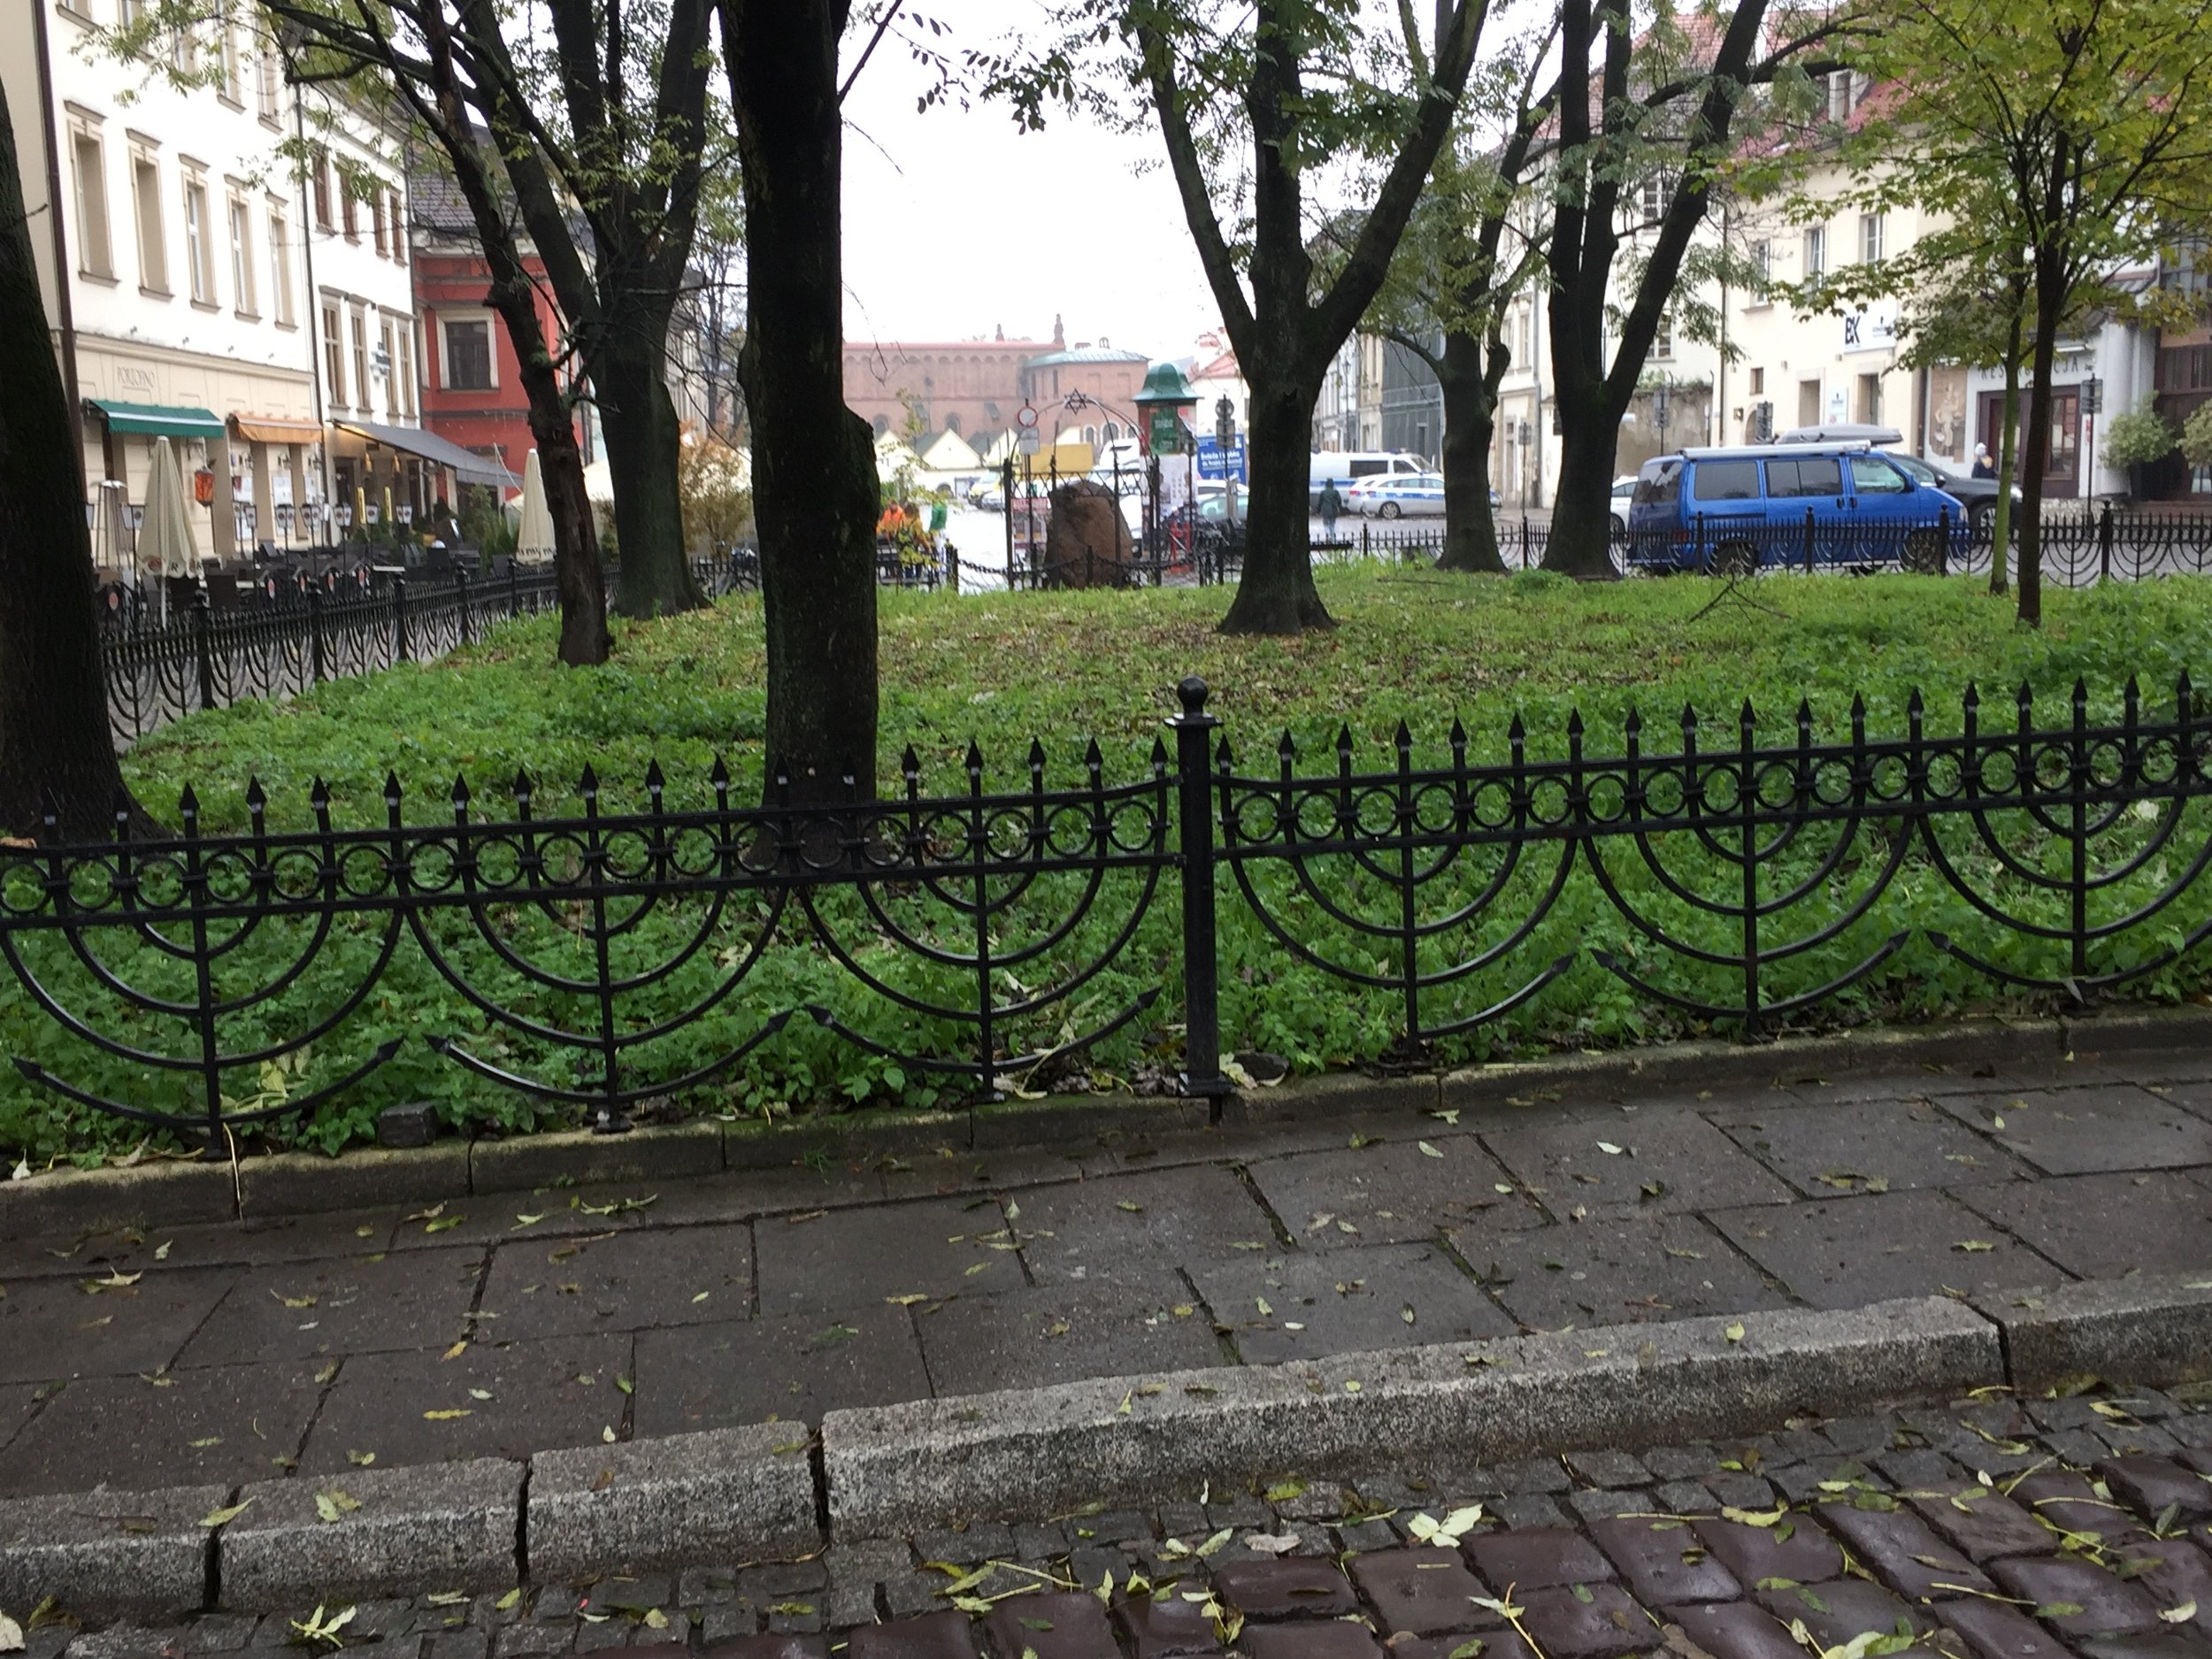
[11,1009,2177,1233]
[19,1273,2212,1620]
[818,1296,2001,1539]
[527,1425,822,1581]
[1974,1271,2212,1392]
[0,1482,224,1621]
[219,1458,523,1610]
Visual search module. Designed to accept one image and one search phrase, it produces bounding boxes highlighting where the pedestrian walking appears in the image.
[1319,479,1344,540]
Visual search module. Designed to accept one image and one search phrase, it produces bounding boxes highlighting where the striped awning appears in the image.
[89,400,225,439]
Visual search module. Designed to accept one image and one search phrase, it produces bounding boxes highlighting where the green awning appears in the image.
[89,400,226,439]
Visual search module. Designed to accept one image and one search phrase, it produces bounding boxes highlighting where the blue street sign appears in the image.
[1196,436,1247,481]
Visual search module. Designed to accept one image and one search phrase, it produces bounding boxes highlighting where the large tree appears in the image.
[989,1,1494,633]
[1361,44,1559,574]
[1540,0,1832,578]
[718,0,880,796]
[0,76,135,836]
[1833,0,2212,626]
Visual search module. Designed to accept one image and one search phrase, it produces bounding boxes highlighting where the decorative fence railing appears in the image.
[8,673,2212,1150]
[99,551,766,749]
[1343,506,2212,586]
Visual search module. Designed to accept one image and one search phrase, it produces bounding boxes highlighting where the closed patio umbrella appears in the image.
[138,436,198,623]
[515,449,556,565]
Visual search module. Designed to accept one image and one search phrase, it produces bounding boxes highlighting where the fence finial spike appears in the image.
[381,772,401,808]
[1177,675,1210,717]
[1908,687,1925,716]
[964,737,985,773]
[1567,707,1585,740]
[451,773,470,807]
[310,776,330,810]
[579,763,600,796]
[900,744,921,778]
[245,776,266,810]
[1508,710,1525,742]
[1085,735,1103,769]
[1962,682,1979,713]
[1740,698,1756,728]
[1394,718,1413,750]
[1278,728,1296,760]
[1149,733,1169,769]
[1335,724,1354,757]
[1028,736,1047,771]
[512,766,533,800]
[710,753,730,787]
[644,757,665,793]
[1795,695,1813,726]
[1449,715,1468,749]
[2178,668,2194,705]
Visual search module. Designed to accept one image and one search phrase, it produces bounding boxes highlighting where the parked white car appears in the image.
[1350,473,1448,518]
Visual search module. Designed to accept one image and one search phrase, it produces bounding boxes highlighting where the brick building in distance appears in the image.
[843,317,1153,451]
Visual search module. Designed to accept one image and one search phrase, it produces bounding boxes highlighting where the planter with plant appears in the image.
[2102,405,2179,498]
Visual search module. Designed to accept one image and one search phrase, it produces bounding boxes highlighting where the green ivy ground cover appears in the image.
[6,565,2211,1166]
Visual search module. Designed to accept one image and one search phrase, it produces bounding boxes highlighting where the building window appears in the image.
[350,309,370,410]
[1804,224,1826,279]
[370,186,387,257]
[71,131,114,279]
[182,174,215,303]
[396,326,415,417]
[1751,239,1771,285]
[132,150,167,293]
[311,149,332,230]
[1749,366,1765,396]
[219,4,242,103]
[342,180,358,242]
[227,194,255,316]
[1640,177,1663,227]
[1857,373,1884,424]
[267,201,294,324]
[388,191,405,264]
[442,317,494,390]
[1652,312,1675,360]
[256,41,280,120]
[323,303,346,405]
[1860,212,1886,265]
[378,319,396,413]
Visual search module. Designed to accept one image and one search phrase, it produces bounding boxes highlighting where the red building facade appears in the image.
[409,171,590,499]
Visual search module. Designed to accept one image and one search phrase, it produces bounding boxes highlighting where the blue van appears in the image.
[1624,443,1969,573]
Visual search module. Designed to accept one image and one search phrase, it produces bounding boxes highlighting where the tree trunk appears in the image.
[1436,333,1506,574]
[2016,254,2066,630]
[1990,307,2024,596]
[0,77,133,838]
[1542,410,1624,580]
[1220,371,1333,633]
[599,332,705,619]
[722,0,879,801]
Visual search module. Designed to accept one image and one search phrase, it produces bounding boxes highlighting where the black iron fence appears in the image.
[1341,505,2212,585]
[99,552,769,749]
[8,673,2212,1149]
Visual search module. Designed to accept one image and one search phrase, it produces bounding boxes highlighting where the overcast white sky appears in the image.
[837,0,1229,361]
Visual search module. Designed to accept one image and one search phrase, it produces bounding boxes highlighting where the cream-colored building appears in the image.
[4,0,481,577]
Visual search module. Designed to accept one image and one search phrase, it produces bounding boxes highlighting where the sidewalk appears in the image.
[4,1044,2211,1498]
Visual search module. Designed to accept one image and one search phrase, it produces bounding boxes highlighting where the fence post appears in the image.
[1802,506,1816,574]
[1938,504,1951,577]
[2099,501,2115,584]
[456,570,472,646]
[1522,514,1532,569]
[307,586,326,683]
[1170,675,1228,1118]
[508,559,520,618]
[1694,511,1708,575]
[192,588,216,711]
[1361,522,1371,559]
[393,574,411,664]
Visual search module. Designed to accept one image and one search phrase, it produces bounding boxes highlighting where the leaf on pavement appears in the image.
[199,1500,252,1529]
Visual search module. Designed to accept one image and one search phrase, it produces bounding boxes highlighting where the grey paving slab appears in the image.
[1241,1137,1546,1251]
[0,1263,237,1383]
[1195,1241,1515,1363]
[1456,1215,1790,1332]
[0,1381,45,1452]
[1950,1171,2212,1279]
[1938,1087,2212,1174]
[297,1333,634,1474]
[630,1309,933,1433]
[1010,1166,1281,1284]
[1709,1097,2033,1194]
[1776,1070,1945,1107]
[174,1246,486,1366]
[915,1279,1223,1395]
[0,1208,402,1279]
[478,1222,754,1340]
[1480,1110,1797,1218]
[753,1196,1024,1317]
[1707,1189,2064,1310]
[2145,1079,2212,1125]
[0,1360,326,1496]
